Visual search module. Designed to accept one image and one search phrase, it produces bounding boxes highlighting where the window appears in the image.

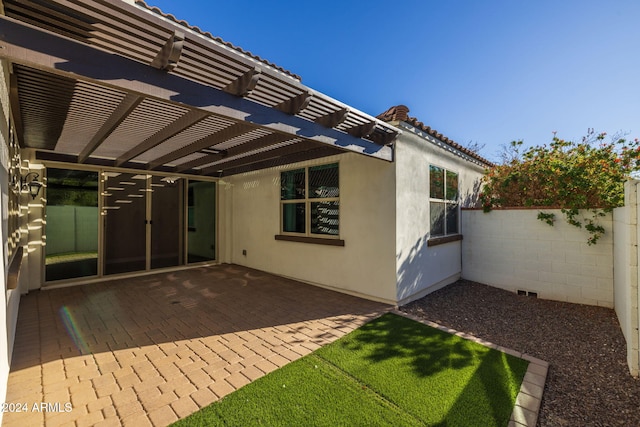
[429,165,459,236]
[281,163,339,237]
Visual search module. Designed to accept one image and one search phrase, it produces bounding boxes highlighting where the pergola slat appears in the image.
[8,71,25,147]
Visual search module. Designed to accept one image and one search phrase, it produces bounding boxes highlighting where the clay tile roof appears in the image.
[135,0,302,81]
[376,105,494,167]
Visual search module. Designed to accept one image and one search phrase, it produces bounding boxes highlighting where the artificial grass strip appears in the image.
[172,355,421,427]
[316,313,530,426]
[172,313,529,427]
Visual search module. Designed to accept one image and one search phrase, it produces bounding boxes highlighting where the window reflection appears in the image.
[45,169,99,281]
[187,180,216,263]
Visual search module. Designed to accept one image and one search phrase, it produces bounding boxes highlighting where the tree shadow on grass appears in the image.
[436,350,527,427]
[319,313,528,426]
[323,313,480,378]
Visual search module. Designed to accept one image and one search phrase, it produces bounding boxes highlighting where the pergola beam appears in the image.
[219,146,343,177]
[176,132,293,172]
[275,91,312,115]
[223,67,261,97]
[150,30,184,71]
[35,151,177,173]
[315,108,348,128]
[147,122,252,170]
[369,129,399,146]
[347,121,376,139]
[115,109,209,166]
[78,92,143,163]
[0,15,392,161]
[199,140,322,176]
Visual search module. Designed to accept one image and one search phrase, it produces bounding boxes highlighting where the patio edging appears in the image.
[391,309,548,427]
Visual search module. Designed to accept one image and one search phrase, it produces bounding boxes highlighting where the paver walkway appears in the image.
[3,264,389,427]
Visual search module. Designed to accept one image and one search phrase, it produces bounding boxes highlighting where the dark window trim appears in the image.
[275,235,345,246]
[429,164,459,236]
[427,234,463,247]
[280,162,340,238]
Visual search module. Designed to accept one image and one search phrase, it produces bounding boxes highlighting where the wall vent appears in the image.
[517,290,538,298]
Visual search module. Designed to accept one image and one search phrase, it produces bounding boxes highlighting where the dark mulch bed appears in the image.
[400,279,640,427]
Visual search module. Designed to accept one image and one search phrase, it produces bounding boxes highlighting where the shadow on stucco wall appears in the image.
[460,178,483,208]
[396,235,429,303]
[396,178,481,304]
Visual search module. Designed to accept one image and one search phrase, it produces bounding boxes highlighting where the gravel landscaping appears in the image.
[400,279,640,427]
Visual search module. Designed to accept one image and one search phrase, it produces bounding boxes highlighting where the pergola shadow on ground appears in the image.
[4,265,389,427]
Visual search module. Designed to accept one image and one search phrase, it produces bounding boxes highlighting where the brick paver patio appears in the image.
[3,264,389,427]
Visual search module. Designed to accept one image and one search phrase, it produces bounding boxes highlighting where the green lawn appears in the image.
[172,313,529,427]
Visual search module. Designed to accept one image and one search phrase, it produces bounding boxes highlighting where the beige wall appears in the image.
[394,128,486,304]
[0,59,16,424]
[21,150,44,292]
[613,180,640,377]
[223,128,487,305]
[462,208,614,307]
[224,152,398,303]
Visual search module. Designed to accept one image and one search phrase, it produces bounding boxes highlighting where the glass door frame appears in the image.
[42,162,219,286]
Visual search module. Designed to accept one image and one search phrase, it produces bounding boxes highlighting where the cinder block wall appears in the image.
[613,181,639,377]
[461,208,614,307]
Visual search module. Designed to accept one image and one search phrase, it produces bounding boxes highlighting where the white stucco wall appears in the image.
[462,208,614,307]
[0,59,16,425]
[394,128,486,304]
[21,151,44,292]
[613,181,639,376]
[225,152,397,303]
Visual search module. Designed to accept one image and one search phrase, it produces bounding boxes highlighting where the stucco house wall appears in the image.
[225,120,488,305]
[394,128,486,304]
[0,58,19,425]
[225,152,398,303]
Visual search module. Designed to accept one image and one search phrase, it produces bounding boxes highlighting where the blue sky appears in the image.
[146,1,639,162]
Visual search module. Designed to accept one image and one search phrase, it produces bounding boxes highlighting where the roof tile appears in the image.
[135,0,302,81]
[377,105,494,167]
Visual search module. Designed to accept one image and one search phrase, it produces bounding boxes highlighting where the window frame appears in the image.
[279,162,340,240]
[429,164,460,238]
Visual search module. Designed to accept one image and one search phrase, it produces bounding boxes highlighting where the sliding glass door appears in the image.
[46,168,216,283]
[151,176,183,269]
[103,172,147,275]
[102,174,216,273]
[187,180,216,264]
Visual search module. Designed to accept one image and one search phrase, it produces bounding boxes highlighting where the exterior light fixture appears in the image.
[21,172,43,200]
[161,176,180,185]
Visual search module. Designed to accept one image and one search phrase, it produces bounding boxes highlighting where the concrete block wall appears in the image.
[613,180,640,376]
[462,208,614,307]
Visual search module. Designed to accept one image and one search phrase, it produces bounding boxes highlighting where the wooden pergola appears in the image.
[0,0,398,177]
